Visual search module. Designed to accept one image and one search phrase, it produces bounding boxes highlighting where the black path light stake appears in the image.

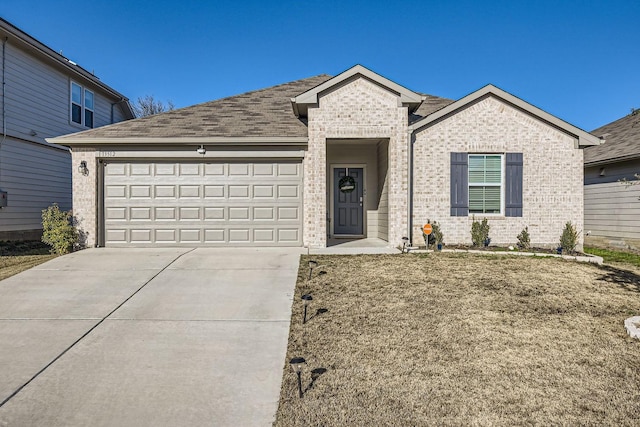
[301,294,313,324]
[401,236,409,253]
[308,260,318,280]
[289,357,306,398]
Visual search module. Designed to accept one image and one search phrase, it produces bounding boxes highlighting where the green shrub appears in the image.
[431,221,444,246]
[517,226,531,250]
[471,217,490,247]
[559,221,579,254]
[41,204,78,255]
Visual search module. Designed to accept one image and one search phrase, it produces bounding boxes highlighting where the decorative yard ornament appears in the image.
[338,175,356,193]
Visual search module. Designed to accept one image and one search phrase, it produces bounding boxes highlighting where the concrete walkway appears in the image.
[0,247,302,427]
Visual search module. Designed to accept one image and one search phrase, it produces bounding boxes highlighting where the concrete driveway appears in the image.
[0,247,302,427]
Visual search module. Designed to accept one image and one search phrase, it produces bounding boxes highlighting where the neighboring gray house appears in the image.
[50,65,599,249]
[584,112,640,250]
[0,18,134,240]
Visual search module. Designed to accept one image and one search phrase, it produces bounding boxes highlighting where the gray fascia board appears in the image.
[409,84,602,148]
[292,64,423,113]
[46,136,309,146]
[0,18,131,106]
[584,153,640,167]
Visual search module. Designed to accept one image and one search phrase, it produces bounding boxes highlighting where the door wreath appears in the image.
[338,175,356,193]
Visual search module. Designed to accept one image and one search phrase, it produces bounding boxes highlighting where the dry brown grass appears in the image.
[0,254,56,281]
[0,241,55,281]
[275,254,640,426]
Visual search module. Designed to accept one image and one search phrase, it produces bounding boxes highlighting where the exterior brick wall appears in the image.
[412,96,584,249]
[71,147,97,247]
[304,77,409,248]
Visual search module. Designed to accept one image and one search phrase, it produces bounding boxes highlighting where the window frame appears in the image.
[467,153,505,216]
[70,81,94,129]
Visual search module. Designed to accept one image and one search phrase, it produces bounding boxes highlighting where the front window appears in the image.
[70,82,94,128]
[468,154,503,214]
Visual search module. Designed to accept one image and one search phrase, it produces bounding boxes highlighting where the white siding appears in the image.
[0,137,71,233]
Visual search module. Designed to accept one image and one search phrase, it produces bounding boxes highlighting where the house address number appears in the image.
[99,150,117,157]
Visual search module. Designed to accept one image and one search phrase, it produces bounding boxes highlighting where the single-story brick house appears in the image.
[50,65,600,249]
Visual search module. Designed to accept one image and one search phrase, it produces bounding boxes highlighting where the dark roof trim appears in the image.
[0,18,134,119]
[585,153,640,167]
[291,64,424,118]
[409,84,601,148]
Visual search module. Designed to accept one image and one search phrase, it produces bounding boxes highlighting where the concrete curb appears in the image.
[408,248,604,265]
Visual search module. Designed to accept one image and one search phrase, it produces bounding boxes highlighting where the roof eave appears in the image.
[584,153,640,167]
[46,136,309,146]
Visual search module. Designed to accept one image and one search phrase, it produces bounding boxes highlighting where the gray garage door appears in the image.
[103,161,302,246]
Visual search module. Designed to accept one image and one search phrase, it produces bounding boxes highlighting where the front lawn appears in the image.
[275,254,640,426]
[0,241,55,281]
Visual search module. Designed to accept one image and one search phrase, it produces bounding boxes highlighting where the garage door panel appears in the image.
[155,208,176,220]
[179,186,200,198]
[204,229,225,242]
[131,164,151,176]
[204,186,224,198]
[104,161,302,246]
[228,185,250,198]
[229,229,250,242]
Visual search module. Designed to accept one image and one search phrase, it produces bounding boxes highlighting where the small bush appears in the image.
[517,226,531,250]
[471,217,490,247]
[431,221,444,246]
[559,221,579,254]
[41,204,78,255]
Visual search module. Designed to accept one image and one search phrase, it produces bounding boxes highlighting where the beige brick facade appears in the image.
[303,77,409,248]
[412,96,584,248]
[71,147,97,248]
[64,68,592,250]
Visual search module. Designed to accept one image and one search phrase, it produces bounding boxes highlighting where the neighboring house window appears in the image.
[70,82,94,128]
[469,154,503,214]
[450,152,523,217]
[71,82,82,125]
[84,90,94,128]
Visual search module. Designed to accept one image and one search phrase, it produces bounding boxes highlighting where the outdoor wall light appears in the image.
[308,260,318,280]
[401,236,409,253]
[78,160,89,176]
[301,294,313,324]
[196,145,206,155]
[289,357,306,398]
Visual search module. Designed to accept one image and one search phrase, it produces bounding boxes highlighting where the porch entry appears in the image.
[333,167,364,235]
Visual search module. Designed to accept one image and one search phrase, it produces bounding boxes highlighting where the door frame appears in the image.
[329,163,366,238]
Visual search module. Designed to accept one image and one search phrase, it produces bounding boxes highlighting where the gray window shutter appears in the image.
[505,153,523,217]
[450,152,468,216]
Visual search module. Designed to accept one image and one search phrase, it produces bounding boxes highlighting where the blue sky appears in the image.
[3,0,639,130]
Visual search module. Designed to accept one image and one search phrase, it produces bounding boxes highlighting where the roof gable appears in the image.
[291,64,424,117]
[409,84,601,148]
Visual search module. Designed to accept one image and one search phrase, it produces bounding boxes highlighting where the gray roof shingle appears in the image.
[54,74,453,141]
[585,112,640,165]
